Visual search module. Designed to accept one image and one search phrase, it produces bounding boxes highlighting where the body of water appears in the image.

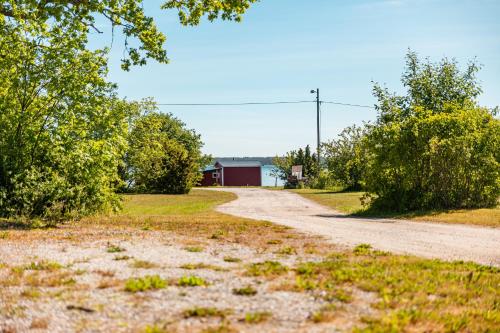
[261,165,284,187]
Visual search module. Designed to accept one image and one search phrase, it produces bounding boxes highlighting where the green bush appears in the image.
[126,112,210,194]
[364,51,499,211]
[0,24,130,221]
[323,125,367,190]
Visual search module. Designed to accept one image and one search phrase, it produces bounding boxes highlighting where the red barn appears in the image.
[200,161,262,186]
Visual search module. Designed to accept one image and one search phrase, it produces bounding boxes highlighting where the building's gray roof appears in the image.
[215,160,262,168]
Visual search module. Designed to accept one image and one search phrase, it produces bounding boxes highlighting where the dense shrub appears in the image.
[126,112,209,194]
[364,51,500,210]
[0,23,129,220]
[323,125,368,190]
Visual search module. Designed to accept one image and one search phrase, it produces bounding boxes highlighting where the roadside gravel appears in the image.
[0,232,376,333]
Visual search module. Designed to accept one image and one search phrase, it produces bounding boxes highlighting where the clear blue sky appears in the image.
[90,0,500,156]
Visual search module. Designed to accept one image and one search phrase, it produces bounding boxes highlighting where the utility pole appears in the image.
[310,88,321,169]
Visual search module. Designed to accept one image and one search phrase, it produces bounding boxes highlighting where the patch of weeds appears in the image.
[24,261,63,271]
[180,263,224,271]
[266,239,282,245]
[296,262,317,277]
[20,288,41,299]
[276,246,297,255]
[124,275,167,292]
[184,246,203,253]
[141,224,152,231]
[223,256,241,263]
[183,307,230,318]
[106,243,126,253]
[246,261,288,277]
[310,304,337,323]
[295,276,318,291]
[232,285,257,296]
[353,243,372,255]
[131,260,158,269]
[327,289,353,303]
[210,230,227,239]
[0,231,9,239]
[178,275,207,287]
[372,250,390,256]
[114,255,132,261]
[243,311,272,324]
[25,272,76,287]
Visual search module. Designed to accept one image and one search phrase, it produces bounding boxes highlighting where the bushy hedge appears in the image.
[364,104,499,210]
[126,112,209,194]
[362,51,500,211]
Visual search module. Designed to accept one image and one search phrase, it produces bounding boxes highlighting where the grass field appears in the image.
[291,189,500,227]
[1,189,499,332]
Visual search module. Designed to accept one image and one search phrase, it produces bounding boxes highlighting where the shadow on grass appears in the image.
[315,213,397,223]
[0,218,58,230]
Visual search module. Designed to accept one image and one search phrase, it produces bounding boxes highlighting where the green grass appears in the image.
[276,246,297,255]
[120,190,236,216]
[106,244,126,253]
[23,261,63,271]
[291,189,500,227]
[183,307,230,318]
[291,248,500,332]
[223,256,241,263]
[183,246,203,253]
[131,260,158,269]
[244,311,272,323]
[180,263,224,271]
[178,275,208,287]
[124,275,167,292]
[246,261,288,277]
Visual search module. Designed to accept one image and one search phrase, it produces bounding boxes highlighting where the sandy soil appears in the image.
[213,188,500,266]
[0,230,376,333]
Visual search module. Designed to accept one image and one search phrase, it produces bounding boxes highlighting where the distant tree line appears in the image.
[276,51,500,211]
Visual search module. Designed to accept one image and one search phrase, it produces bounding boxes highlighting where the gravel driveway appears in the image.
[213,188,500,266]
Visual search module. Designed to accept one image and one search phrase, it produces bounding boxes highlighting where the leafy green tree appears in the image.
[0,22,133,220]
[323,125,367,190]
[364,51,500,211]
[127,111,209,194]
[0,0,257,220]
[273,145,318,187]
[0,0,258,70]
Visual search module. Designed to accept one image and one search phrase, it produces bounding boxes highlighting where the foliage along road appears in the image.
[211,188,500,266]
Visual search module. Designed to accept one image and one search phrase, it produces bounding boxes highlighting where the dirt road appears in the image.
[213,188,500,266]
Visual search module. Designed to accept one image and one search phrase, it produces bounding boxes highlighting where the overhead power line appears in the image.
[322,101,375,109]
[156,100,314,106]
[157,100,375,108]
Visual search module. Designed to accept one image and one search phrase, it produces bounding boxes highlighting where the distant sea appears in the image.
[261,165,284,187]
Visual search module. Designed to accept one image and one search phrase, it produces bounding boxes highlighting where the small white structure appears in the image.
[291,165,303,180]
